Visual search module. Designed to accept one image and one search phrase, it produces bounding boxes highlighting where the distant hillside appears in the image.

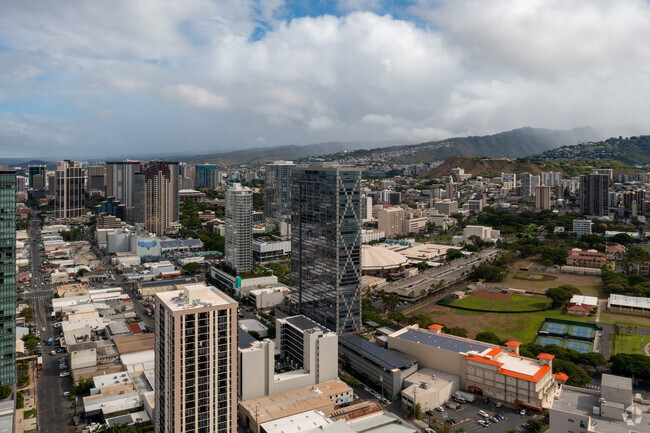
[423,155,635,179]
[319,127,603,165]
[528,136,650,166]
[183,140,405,166]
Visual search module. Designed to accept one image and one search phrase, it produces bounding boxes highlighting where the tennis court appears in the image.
[541,322,568,335]
[535,336,564,347]
[566,341,593,353]
[568,325,597,340]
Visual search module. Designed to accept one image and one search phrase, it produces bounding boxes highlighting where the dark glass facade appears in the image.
[195,164,217,189]
[580,174,609,217]
[264,161,294,222]
[291,165,362,334]
[0,170,15,386]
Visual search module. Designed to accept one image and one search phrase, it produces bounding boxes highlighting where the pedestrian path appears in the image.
[15,364,38,433]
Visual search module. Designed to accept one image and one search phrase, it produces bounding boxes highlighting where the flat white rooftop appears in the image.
[156,283,236,312]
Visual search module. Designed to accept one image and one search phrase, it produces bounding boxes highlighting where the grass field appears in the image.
[418,304,595,343]
[502,259,605,297]
[599,312,650,328]
[612,332,649,355]
[451,293,549,311]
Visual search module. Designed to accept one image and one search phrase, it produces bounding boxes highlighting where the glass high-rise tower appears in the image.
[0,168,15,386]
[291,164,362,334]
[264,161,294,223]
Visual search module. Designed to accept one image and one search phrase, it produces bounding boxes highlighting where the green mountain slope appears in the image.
[528,136,650,166]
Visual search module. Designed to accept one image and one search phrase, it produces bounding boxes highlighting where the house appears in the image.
[566,295,598,316]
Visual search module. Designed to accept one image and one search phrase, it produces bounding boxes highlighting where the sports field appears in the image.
[612,332,649,355]
[451,292,549,311]
[539,321,597,340]
[502,259,604,297]
[533,336,594,353]
[418,304,595,343]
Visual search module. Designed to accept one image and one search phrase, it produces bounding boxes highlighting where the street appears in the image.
[29,216,77,433]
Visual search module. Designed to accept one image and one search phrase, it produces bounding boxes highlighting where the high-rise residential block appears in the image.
[28,164,46,188]
[86,165,106,194]
[155,283,237,433]
[378,206,404,238]
[264,161,294,223]
[195,164,217,189]
[225,183,253,274]
[580,174,609,217]
[0,168,15,386]
[291,164,362,334]
[520,172,540,197]
[106,161,140,220]
[541,172,563,188]
[55,160,85,219]
[535,185,551,210]
[501,173,516,186]
[144,161,179,235]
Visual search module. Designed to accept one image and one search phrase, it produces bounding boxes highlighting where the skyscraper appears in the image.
[55,160,85,219]
[106,161,140,219]
[225,183,253,274]
[535,185,551,210]
[195,164,217,189]
[520,172,540,197]
[291,164,362,334]
[144,161,179,235]
[155,283,237,433]
[86,165,106,195]
[27,164,46,188]
[264,161,294,223]
[580,174,609,217]
[0,168,15,386]
[541,172,563,188]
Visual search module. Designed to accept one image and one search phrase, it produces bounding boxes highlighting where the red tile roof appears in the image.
[428,324,443,330]
[537,353,555,360]
[128,323,143,335]
[554,373,569,382]
[464,355,504,367]
[505,341,521,347]
[485,347,503,358]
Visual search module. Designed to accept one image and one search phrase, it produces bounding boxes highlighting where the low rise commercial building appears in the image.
[252,238,291,262]
[249,286,290,309]
[566,249,606,268]
[400,368,460,410]
[338,334,418,397]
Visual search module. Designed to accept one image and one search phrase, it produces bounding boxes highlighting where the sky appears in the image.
[1,0,650,159]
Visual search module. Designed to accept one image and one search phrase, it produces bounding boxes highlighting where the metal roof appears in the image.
[238,326,258,350]
[285,315,323,332]
[396,329,491,354]
[138,277,197,288]
[339,334,417,370]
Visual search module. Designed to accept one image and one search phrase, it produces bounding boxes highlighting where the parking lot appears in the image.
[425,399,540,433]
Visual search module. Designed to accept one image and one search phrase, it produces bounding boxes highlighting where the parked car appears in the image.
[59,372,70,377]
[490,416,500,423]
[520,409,526,416]
[478,410,489,418]
[477,420,490,427]
[63,392,70,397]
[436,406,445,412]
[495,402,502,408]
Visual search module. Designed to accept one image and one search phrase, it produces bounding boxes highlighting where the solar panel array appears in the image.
[339,334,417,370]
[397,329,491,354]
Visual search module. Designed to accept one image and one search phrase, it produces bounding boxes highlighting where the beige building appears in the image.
[378,207,404,238]
[535,185,551,210]
[389,326,561,410]
[238,379,353,433]
[434,199,458,216]
[155,283,238,433]
[401,368,460,410]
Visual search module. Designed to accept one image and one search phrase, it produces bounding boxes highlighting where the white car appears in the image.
[42,327,46,332]
[436,406,445,412]
[478,410,489,418]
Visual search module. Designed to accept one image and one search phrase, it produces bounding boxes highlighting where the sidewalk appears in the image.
[15,364,38,433]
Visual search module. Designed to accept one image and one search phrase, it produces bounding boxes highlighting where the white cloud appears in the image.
[162,84,228,110]
[1,1,650,157]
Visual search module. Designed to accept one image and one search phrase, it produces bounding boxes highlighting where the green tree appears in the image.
[182,262,204,274]
[0,386,10,399]
[475,332,504,345]
[444,327,468,338]
[524,419,544,433]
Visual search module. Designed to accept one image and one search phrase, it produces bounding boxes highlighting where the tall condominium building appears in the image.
[27,164,46,188]
[520,172,540,197]
[106,161,140,219]
[225,183,253,274]
[378,206,404,238]
[0,168,15,386]
[155,283,237,433]
[291,164,362,334]
[501,173,516,186]
[264,161,294,223]
[195,164,217,189]
[541,171,563,188]
[445,182,458,200]
[144,161,179,236]
[535,185,551,210]
[46,172,56,196]
[55,160,85,219]
[86,165,106,194]
[580,174,609,217]
[622,189,646,215]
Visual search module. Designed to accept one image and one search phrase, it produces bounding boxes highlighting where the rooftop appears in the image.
[113,333,155,354]
[238,326,258,350]
[156,283,236,312]
[284,315,323,332]
[394,328,492,354]
[339,334,417,371]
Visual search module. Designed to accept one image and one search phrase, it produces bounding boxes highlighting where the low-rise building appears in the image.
[400,368,460,410]
[572,219,593,236]
[566,249,606,268]
[249,286,290,309]
[252,238,291,262]
[566,295,598,316]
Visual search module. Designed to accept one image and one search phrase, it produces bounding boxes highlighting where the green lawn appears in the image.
[599,312,650,328]
[612,332,649,355]
[23,409,37,419]
[451,293,549,311]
